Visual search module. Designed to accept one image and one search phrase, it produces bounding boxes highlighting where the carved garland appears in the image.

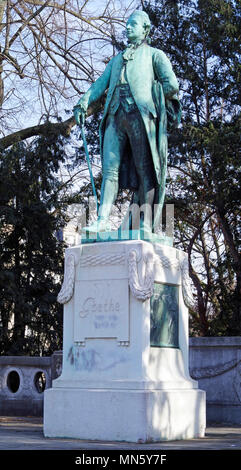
[154,251,180,270]
[57,254,75,304]
[78,252,126,267]
[190,358,241,380]
[57,247,195,309]
[57,251,125,305]
[180,257,195,309]
[128,249,155,301]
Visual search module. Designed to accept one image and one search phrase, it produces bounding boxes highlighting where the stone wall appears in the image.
[1,338,240,423]
[189,337,241,425]
[0,356,52,416]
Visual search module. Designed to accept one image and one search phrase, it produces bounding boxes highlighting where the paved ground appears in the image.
[0,416,240,451]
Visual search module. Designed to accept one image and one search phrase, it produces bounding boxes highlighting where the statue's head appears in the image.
[126,10,151,43]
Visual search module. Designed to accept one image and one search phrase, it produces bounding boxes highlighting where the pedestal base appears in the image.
[44,386,205,442]
[44,240,206,442]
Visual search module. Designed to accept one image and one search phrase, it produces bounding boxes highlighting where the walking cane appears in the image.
[79,124,99,211]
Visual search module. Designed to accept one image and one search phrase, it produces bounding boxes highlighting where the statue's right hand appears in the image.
[73,104,86,127]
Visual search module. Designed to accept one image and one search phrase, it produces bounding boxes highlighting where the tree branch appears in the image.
[0,117,75,150]
[0,97,104,150]
[0,1,7,32]
[8,0,51,50]
[24,0,112,37]
[13,4,81,94]
[0,50,24,78]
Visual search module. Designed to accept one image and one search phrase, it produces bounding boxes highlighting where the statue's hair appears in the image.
[129,10,151,35]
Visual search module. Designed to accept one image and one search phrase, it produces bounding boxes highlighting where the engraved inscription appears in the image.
[94,313,118,330]
[79,297,120,319]
[74,279,129,343]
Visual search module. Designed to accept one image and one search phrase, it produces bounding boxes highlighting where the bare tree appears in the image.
[0,0,137,147]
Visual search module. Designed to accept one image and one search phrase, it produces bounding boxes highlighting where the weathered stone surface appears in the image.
[0,356,51,417]
[189,337,241,425]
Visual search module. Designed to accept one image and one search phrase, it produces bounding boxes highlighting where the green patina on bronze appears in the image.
[74,10,181,235]
[150,283,179,348]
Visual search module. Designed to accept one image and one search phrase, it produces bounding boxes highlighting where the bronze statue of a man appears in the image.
[74,10,181,233]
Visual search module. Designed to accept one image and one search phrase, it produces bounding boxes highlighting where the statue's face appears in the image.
[126,15,146,42]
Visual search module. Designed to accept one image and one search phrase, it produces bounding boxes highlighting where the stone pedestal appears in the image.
[44,240,206,442]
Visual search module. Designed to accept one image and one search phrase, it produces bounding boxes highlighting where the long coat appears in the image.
[81,43,181,228]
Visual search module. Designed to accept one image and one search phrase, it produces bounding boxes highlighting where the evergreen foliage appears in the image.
[0,134,70,355]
